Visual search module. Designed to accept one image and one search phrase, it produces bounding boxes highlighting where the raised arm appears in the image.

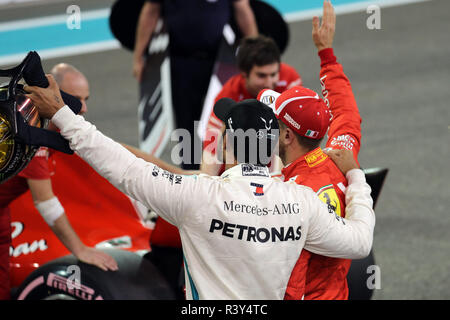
[25,75,203,228]
[313,0,361,159]
[232,0,258,37]
[122,143,200,175]
[133,1,161,82]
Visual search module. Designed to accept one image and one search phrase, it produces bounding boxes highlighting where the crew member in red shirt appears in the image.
[258,1,362,300]
[0,65,117,300]
[202,35,301,176]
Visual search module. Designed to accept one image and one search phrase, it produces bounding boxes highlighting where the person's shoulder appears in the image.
[280,62,298,74]
[279,63,302,87]
[283,178,317,196]
[220,74,243,95]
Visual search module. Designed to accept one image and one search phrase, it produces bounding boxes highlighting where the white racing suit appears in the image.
[52,106,375,300]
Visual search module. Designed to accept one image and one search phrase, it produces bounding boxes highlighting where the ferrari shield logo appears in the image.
[317,185,342,217]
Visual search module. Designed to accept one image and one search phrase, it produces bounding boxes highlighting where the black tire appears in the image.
[13,249,176,300]
[347,250,376,300]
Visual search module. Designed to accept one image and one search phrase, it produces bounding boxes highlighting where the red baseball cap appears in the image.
[257,86,331,139]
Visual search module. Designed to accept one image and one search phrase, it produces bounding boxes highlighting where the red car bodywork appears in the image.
[9,151,152,288]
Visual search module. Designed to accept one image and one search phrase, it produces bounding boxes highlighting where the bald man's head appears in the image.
[51,63,90,115]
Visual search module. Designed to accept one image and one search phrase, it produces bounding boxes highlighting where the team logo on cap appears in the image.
[305,129,319,138]
[261,95,276,106]
[260,117,273,130]
[227,117,234,132]
[283,113,300,130]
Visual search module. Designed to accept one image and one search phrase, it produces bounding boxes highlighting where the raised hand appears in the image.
[24,74,65,119]
[312,0,336,52]
[324,149,359,175]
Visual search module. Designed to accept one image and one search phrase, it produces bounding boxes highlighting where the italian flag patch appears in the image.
[305,129,319,138]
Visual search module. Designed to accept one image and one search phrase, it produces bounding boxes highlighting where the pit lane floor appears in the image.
[3,0,449,299]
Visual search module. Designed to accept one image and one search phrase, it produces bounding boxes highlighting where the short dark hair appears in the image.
[237,35,281,74]
[278,120,323,151]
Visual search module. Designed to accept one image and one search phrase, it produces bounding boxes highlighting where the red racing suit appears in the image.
[152,63,302,249]
[283,48,362,300]
[0,147,52,300]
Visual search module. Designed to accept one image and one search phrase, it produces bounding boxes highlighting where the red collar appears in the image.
[282,147,329,179]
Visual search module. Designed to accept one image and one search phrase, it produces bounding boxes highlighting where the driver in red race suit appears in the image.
[258,1,361,299]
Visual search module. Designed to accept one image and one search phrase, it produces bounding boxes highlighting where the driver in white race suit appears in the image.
[24,77,375,300]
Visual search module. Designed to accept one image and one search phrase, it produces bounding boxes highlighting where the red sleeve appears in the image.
[18,154,51,180]
[319,48,361,161]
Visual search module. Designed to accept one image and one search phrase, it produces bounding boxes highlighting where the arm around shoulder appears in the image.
[304,168,375,259]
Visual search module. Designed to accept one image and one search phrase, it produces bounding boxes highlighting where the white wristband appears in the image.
[35,197,65,226]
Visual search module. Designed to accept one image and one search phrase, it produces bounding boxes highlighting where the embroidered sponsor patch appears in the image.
[161,170,183,185]
[305,129,319,138]
[250,182,264,196]
[241,164,269,177]
[283,112,300,129]
[330,134,355,150]
[317,184,342,217]
[261,95,276,106]
[305,148,327,168]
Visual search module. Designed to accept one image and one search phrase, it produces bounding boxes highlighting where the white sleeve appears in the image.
[304,169,375,259]
[51,105,200,227]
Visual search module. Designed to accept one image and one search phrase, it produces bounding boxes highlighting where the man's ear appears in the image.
[283,127,296,146]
